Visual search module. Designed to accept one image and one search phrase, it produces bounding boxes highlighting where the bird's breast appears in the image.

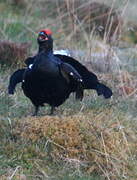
[33,60,59,76]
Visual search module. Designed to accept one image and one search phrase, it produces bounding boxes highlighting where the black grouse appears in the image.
[8,29,112,115]
[9,29,83,115]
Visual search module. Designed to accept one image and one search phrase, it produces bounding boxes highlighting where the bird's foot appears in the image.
[49,106,56,115]
[32,106,39,116]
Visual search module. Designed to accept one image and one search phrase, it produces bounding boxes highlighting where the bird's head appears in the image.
[37,29,53,51]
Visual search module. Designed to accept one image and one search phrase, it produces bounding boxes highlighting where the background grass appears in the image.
[1,0,137,179]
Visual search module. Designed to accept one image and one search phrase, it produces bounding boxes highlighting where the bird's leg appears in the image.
[33,106,39,116]
[49,106,55,115]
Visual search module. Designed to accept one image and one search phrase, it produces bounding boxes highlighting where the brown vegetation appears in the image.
[0,40,30,66]
[13,111,137,179]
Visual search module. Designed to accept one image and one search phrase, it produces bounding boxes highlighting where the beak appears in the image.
[38,34,48,42]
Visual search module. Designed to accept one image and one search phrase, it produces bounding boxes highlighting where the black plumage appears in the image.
[9,30,83,115]
[25,29,112,99]
[8,29,112,115]
[8,69,25,94]
[54,55,112,98]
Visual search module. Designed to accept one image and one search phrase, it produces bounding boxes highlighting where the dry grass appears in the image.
[55,0,122,43]
[11,109,137,179]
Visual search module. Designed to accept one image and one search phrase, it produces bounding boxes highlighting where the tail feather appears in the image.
[96,83,112,99]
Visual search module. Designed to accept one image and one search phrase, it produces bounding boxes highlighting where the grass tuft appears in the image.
[10,110,137,179]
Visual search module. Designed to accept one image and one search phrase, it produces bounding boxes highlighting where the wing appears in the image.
[56,55,112,98]
[60,62,83,100]
[8,69,25,94]
[55,54,98,87]
[60,62,83,83]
